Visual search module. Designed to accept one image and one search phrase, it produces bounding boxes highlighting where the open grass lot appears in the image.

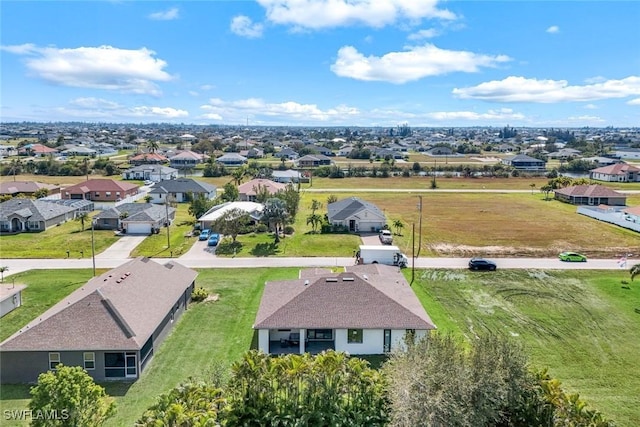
[0,214,120,258]
[410,268,640,426]
[1,267,639,425]
[129,204,197,258]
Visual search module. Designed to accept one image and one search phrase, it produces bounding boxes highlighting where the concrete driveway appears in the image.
[360,233,384,245]
[179,237,220,261]
[95,235,148,259]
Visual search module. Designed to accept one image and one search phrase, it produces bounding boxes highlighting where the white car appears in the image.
[143,180,154,186]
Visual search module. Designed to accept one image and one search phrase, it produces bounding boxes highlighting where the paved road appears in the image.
[302,188,640,194]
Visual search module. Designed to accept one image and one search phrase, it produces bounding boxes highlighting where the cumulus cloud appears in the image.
[1,44,174,96]
[628,98,640,105]
[231,15,264,38]
[331,44,511,83]
[426,108,525,121]
[60,98,188,120]
[566,115,605,123]
[69,97,121,110]
[256,0,456,30]
[200,97,359,123]
[407,28,439,40]
[584,104,597,109]
[546,25,559,34]
[148,7,180,21]
[129,106,188,118]
[453,76,640,102]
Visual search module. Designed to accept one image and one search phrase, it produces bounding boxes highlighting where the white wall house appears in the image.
[0,285,26,318]
[327,197,387,233]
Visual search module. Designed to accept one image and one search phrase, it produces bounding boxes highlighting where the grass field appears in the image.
[1,268,639,426]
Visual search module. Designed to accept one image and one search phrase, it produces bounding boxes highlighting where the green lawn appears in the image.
[409,268,640,426]
[129,204,197,258]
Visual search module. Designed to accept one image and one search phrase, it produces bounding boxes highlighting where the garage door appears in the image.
[126,223,151,235]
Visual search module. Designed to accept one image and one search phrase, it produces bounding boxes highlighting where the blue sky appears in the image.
[1,1,639,127]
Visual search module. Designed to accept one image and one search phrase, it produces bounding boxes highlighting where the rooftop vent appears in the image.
[116,279,122,283]
[342,277,355,281]
[363,274,369,280]
[304,280,309,286]
[325,278,338,282]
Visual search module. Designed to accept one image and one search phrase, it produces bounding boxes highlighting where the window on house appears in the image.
[49,352,60,370]
[95,192,100,197]
[106,192,111,197]
[347,329,363,344]
[84,352,95,370]
[116,192,120,197]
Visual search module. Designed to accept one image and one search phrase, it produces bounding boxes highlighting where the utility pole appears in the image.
[411,222,415,285]
[91,219,96,277]
[165,197,171,249]
[417,195,423,257]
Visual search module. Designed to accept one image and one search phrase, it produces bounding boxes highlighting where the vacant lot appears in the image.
[1,268,638,426]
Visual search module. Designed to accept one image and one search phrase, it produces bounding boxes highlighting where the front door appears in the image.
[126,352,137,378]
[349,219,356,232]
[383,329,391,353]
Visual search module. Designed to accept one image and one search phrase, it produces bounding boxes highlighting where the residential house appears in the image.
[327,197,386,233]
[60,146,97,157]
[582,156,620,167]
[239,148,265,159]
[375,148,404,159]
[198,201,264,230]
[273,148,299,160]
[615,148,640,159]
[129,152,168,166]
[337,145,354,157]
[0,199,77,234]
[122,164,178,182]
[623,205,640,224]
[169,151,208,169]
[546,148,582,160]
[306,145,334,157]
[17,143,57,157]
[62,179,140,202]
[94,203,176,234]
[216,153,248,166]
[147,179,217,204]
[272,169,305,184]
[238,179,286,202]
[295,154,332,168]
[1,285,26,318]
[0,181,61,198]
[590,163,640,182]
[554,184,627,206]
[501,154,547,172]
[0,257,197,383]
[254,264,436,355]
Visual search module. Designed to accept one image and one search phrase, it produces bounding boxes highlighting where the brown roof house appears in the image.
[0,181,61,198]
[554,184,627,206]
[590,163,640,183]
[0,257,197,384]
[254,264,435,355]
[63,179,139,202]
[238,178,286,202]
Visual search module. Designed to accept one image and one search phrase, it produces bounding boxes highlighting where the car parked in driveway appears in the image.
[559,251,587,262]
[379,229,393,244]
[207,233,220,246]
[468,258,497,271]
[198,229,210,241]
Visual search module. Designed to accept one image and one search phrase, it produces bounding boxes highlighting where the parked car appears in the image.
[559,251,587,262]
[379,229,393,244]
[468,258,497,271]
[207,233,220,247]
[143,180,154,186]
[198,229,210,241]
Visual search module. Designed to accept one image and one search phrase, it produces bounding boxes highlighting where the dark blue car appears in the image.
[207,233,220,246]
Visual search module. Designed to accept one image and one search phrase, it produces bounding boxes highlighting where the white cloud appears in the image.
[407,28,439,40]
[69,97,121,110]
[427,108,525,121]
[584,104,597,109]
[0,43,37,54]
[566,115,605,123]
[546,25,559,34]
[50,99,188,120]
[200,84,215,91]
[628,98,640,105]
[148,7,180,21]
[230,15,264,38]
[453,76,640,102]
[256,0,456,30]
[331,44,511,83]
[129,106,188,118]
[2,44,174,96]
[188,91,199,96]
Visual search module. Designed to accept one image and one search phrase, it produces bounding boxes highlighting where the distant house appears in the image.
[272,169,304,184]
[0,257,197,384]
[147,179,217,204]
[129,152,168,166]
[60,146,97,157]
[122,164,178,182]
[17,143,57,157]
[0,181,61,198]
[63,179,140,202]
[306,145,334,156]
[169,151,208,169]
[1,285,26,318]
[0,199,78,234]
[582,156,620,168]
[327,197,386,233]
[273,148,299,160]
[254,264,436,355]
[615,148,640,159]
[501,154,547,172]
[93,203,175,234]
[623,205,640,224]
[590,163,640,183]
[238,179,286,202]
[425,146,455,156]
[239,148,264,159]
[295,154,332,168]
[554,184,627,206]
[546,148,582,160]
[197,201,264,229]
[216,153,248,166]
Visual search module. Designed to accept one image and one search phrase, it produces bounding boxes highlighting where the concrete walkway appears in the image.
[95,235,148,259]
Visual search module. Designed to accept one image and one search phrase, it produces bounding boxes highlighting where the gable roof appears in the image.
[503,154,546,163]
[94,203,174,222]
[0,181,60,196]
[198,201,264,223]
[129,152,168,162]
[238,179,286,196]
[148,179,216,194]
[0,257,197,351]
[63,179,139,194]
[554,184,625,198]
[0,198,76,222]
[591,163,640,175]
[254,265,435,330]
[327,197,385,221]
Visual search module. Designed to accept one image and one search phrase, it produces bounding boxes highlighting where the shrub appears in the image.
[256,223,268,233]
[283,225,294,235]
[191,287,209,302]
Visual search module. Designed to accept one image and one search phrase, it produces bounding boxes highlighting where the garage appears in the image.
[124,222,152,235]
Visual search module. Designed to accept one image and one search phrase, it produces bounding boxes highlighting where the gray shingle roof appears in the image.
[148,179,216,194]
[0,199,76,222]
[327,197,385,221]
[94,203,173,222]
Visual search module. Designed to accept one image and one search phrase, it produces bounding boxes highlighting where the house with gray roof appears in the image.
[94,203,175,234]
[148,179,217,204]
[122,164,178,182]
[501,154,547,172]
[0,199,77,234]
[216,152,248,166]
[0,257,197,384]
[327,197,386,233]
[254,264,436,355]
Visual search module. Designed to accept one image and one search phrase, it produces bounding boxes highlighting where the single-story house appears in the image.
[425,146,455,156]
[0,199,77,234]
[238,179,286,202]
[590,163,640,182]
[129,152,168,166]
[547,148,582,160]
[18,143,58,157]
[501,154,547,172]
[554,184,627,206]
[239,148,264,159]
[122,164,179,182]
[273,148,299,160]
[93,203,176,234]
[147,179,217,204]
[582,156,620,167]
[295,154,332,168]
[623,205,640,224]
[615,148,640,159]
[272,169,305,184]
[198,201,264,230]
[327,197,386,233]
[216,153,248,166]
[0,257,197,384]
[62,179,140,202]
[0,181,61,198]
[1,285,26,318]
[169,151,208,169]
[254,264,436,355]
[306,145,334,156]
[60,146,97,157]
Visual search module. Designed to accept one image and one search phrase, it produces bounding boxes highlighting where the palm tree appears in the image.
[76,212,89,231]
[393,219,404,236]
[306,213,323,233]
[630,263,640,281]
[261,198,288,243]
[0,266,8,283]
[146,140,160,153]
[530,183,536,194]
[231,167,246,186]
